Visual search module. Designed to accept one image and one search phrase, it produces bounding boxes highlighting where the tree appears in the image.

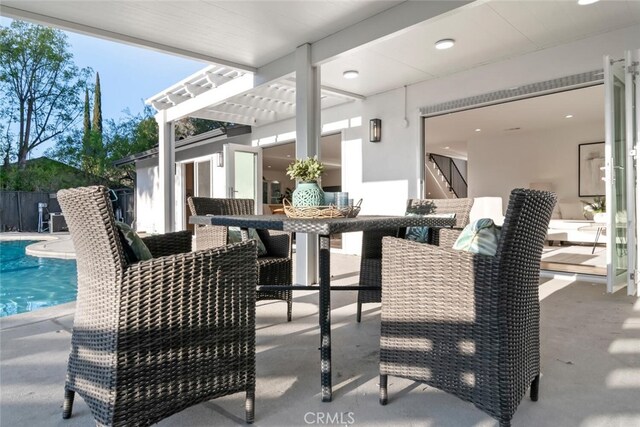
[92,72,102,135]
[82,88,91,147]
[0,21,91,168]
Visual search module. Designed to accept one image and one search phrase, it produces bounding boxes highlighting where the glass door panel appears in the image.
[195,159,211,197]
[224,143,263,212]
[234,151,257,199]
[604,52,639,296]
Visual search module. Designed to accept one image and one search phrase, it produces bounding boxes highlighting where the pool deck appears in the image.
[2,236,640,426]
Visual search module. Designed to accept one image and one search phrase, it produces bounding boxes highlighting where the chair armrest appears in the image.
[123,241,258,325]
[381,236,497,322]
[141,230,192,257]
[256,229,291,259]
[431,227,463,248]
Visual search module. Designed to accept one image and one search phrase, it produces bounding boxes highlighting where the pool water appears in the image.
[0,241,77,317]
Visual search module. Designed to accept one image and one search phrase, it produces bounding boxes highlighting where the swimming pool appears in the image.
[0,240,77,317]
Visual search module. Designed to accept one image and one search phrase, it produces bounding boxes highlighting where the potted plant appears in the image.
[581,196,606,222]
[286,156,325,206]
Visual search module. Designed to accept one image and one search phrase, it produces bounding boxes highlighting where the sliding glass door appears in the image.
[604,51,639,296]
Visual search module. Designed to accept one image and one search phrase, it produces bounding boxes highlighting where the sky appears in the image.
[1,17,207,156]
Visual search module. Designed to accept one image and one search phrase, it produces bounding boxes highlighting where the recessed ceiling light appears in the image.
[475,128,481,132]
[565,114,574,119]
[267,165,272,168]
[343,70,359,79]
[286,154,291,157]
[435,39,455,50]
[578,0,599,5]
[444,146,450,150]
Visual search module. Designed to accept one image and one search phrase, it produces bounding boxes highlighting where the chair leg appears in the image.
[62,389,74,419]
[379,374,388,405]
[287,298,292,322]
[356,302,362,323]
[530,374,540,402]
[245,389,255,424]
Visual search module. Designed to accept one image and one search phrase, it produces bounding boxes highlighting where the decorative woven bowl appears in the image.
[283,199,362,219]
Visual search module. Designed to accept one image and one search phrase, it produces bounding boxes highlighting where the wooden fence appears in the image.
[0,189,134,232]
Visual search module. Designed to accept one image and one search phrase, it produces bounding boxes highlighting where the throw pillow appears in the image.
[452,218,501,256]
[405,212,457,243]
[228,227,268,256]
[115,221,153,263]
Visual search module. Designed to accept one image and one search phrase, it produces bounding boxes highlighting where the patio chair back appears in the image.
[58,186,258,426]
[357,197,474,322]
[406,197,473,228]
[58,186,127,319]
[188,197,254,249]
[188,196,294,321]
[378,188,556,426]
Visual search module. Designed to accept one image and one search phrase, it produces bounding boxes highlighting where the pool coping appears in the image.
[0,232,76,259]
[0,301,76,331]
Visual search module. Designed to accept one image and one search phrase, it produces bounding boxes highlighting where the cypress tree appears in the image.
[83,88,91,144]
[92,72,102,135]
[81,88,91,171]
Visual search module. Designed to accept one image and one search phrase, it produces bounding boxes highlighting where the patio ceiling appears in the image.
[0,0,405,70]
[3,1,639,116]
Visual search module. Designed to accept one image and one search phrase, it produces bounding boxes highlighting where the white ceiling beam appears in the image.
[151,101,171,111]
[183,83,208,97]
[215,102,276,122]
[252,1,471,82]
[259,85,297,104]
[165,93,189,105]
[310,1,473,65]
[254,53,295,87]
[192,109,257,126]
[165,73,255,122]
[279,79,365,100]
[230,95,293,116]
[0,5,256,73]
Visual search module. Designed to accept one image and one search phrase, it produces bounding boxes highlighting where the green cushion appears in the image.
[115,221,152,262]
[228,227,268,256]
[405,212,456,243]
[452,218,501,256]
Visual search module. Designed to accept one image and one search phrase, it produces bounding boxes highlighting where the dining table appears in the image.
[189,214,456,402]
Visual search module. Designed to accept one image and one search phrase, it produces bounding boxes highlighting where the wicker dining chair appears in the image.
[58,186,257,426]
[356,197,473,322]
[188,197,293,321]
[378,189,556,427]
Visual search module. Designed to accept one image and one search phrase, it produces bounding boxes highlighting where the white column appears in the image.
[295,43,321,285]
[156,110,175,233]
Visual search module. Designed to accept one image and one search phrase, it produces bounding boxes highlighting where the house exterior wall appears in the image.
[134,132,254,232]
[250,24,639,255]
[135,157,159,233]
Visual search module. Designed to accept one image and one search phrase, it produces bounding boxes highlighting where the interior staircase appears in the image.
[428,153,468,198]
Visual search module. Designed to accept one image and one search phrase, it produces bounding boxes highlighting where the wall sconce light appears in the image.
[369,118,381,142]
[215,151,224,167]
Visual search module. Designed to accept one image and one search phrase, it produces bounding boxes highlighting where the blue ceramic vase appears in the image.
[292,182,324,207]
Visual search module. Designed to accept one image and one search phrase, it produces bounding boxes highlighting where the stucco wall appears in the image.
[135,157,159,233]
[135,132,254,232]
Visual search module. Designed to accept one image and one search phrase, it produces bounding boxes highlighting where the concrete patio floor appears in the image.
[1,251,639,426]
